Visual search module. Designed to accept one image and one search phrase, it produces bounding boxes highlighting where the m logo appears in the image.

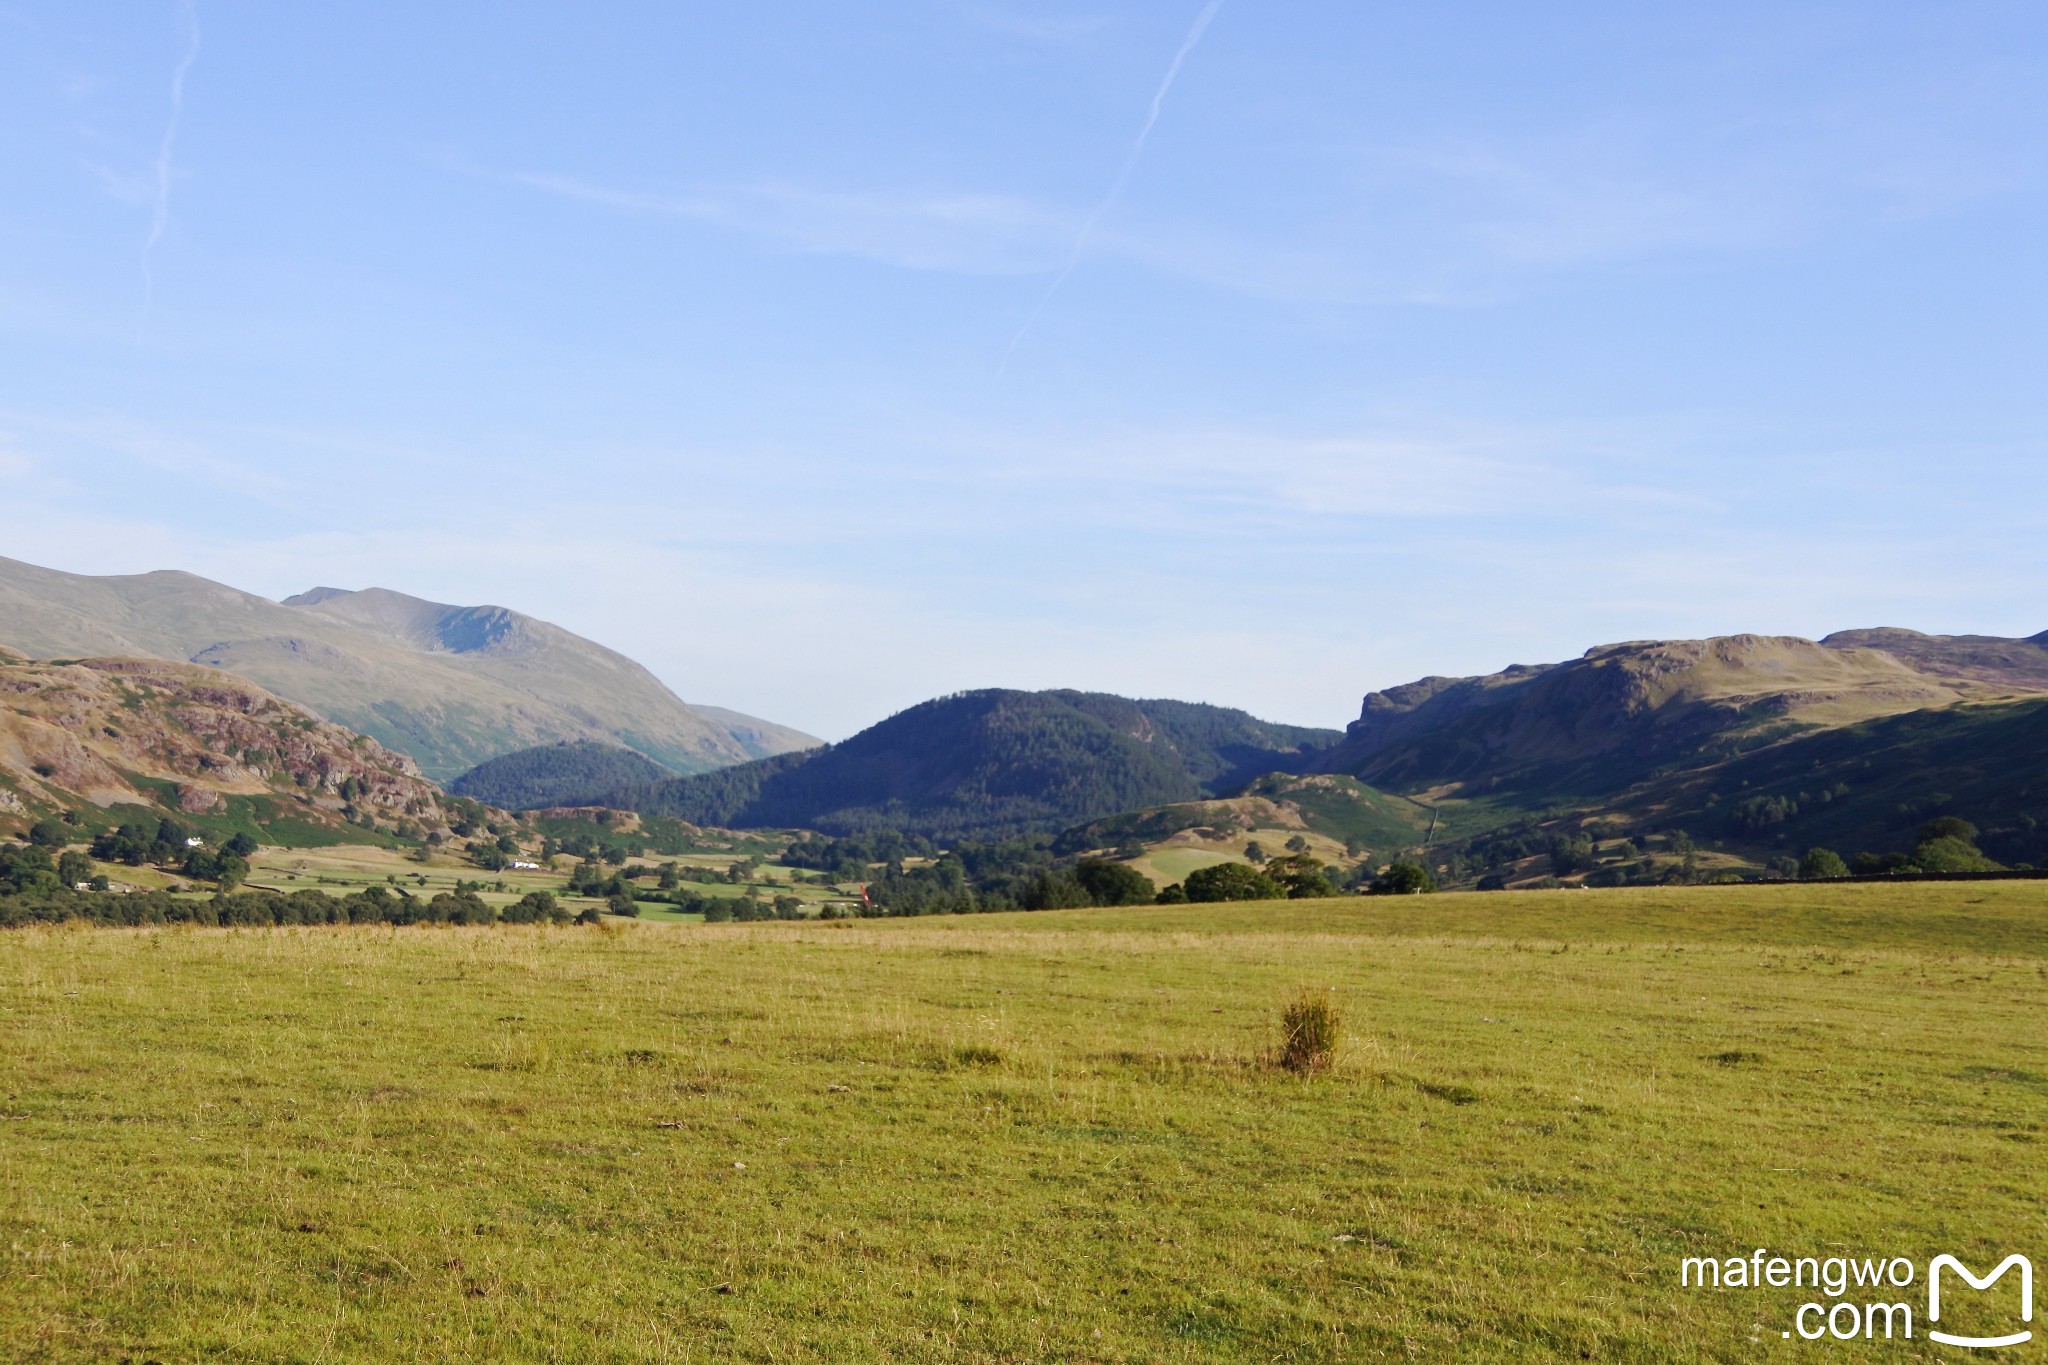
[1928,1254,2033,1349]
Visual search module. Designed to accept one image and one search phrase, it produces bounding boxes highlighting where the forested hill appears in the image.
[449,740,679,811]
[589,689,1339,839]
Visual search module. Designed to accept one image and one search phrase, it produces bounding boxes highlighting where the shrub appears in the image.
[1073,858,1154,906]
[1799,847,1850,880]
[1020,869,1093,910]
[1368,861,1437,895]
[501,891,563,924]
[424,890,496,924]
[1263,854,1334,899]
[1278,989,1341,1075]
[1910,835,2000,873]
[1918,816,1979,845]
[1184,862,1284,903]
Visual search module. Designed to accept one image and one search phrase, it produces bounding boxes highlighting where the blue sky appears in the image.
[2,2,2044,740]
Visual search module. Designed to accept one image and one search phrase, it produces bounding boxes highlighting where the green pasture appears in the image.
[1,882,2043,1360]
[1127,845,1239,888]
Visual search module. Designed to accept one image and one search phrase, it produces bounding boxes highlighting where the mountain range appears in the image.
[0,556,816,783]
[5,547,2043,887]
[505,627,2048,876]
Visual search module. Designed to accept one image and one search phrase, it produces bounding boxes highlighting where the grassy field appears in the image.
[1,882,2043,1360]
[1124,845,1238,888]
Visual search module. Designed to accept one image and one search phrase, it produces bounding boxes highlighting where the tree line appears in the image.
[0,875,581,930]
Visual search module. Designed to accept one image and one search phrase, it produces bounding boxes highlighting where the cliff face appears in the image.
[1319,632,2044,798]
[0,648,444,832]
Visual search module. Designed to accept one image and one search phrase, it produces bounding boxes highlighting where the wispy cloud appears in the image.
[139,0,200,336]
[0,412,303,508]
[1003,0,1226,365]
[499,167,1361,300]
[903,416,1706,531]
[957,4,1110,46]
[505,173,1069,275]
[1349,106,2027,285]
[487,3,1263,314]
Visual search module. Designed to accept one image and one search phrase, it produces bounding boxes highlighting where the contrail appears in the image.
[140,0,201,338]
[1001,0,1226,369]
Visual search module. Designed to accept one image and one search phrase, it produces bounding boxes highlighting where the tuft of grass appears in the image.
[1277,987,1341,1075]
[1413,1078,1481,1104]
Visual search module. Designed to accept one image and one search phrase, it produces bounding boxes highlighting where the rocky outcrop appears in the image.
[0,648,447,835]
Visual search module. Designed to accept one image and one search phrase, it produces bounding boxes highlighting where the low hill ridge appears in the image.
[585,689,1339,839]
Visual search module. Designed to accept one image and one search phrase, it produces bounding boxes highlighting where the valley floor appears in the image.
[1,884,2043,1360]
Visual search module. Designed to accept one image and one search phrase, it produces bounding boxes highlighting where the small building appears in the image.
[184,837,205,848]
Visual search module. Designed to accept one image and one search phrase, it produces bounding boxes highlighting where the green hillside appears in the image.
[1058,773,1430,855]
[1635,695,2048,867]
[595,689,1337,840]
[449,740,681,811]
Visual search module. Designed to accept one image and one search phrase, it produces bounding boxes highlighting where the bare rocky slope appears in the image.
[0,647,448,839]
[0,557,816,783]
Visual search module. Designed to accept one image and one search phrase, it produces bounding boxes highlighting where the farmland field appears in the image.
[1124,845,1239,888]
[1,883,2043,1360]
